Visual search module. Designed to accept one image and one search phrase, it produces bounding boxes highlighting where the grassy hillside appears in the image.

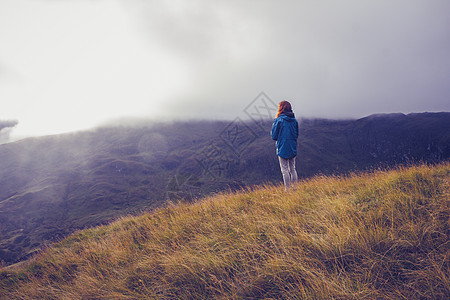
[1,163,448,299]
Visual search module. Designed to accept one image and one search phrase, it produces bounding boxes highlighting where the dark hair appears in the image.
[276,101,292,118]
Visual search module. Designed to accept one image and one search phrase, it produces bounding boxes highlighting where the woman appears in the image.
[271,100,299,190]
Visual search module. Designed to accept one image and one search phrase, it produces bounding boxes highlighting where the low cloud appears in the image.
[0,120,19,144]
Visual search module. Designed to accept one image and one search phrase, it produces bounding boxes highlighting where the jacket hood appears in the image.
[280,112,296,120]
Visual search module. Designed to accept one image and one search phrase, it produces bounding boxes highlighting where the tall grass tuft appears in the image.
[1,163,449,299]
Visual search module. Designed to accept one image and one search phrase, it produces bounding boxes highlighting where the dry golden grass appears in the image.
[1,163,449,299]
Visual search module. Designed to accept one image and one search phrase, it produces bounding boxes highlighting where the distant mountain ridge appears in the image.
[0,112,449,265]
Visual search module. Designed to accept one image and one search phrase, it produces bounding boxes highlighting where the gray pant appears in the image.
[278,156,298,189]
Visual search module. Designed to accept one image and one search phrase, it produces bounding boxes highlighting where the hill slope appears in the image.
[1,163,449,299]
[0,112,449,265]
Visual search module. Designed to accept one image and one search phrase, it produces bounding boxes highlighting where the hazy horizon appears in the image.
[1,0,450,141]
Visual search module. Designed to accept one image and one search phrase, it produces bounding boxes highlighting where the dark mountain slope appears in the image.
[347,112,449,164]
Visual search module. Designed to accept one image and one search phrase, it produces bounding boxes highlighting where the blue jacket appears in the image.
[271,113,299,159]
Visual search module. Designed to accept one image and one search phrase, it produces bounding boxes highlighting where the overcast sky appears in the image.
[1,0,449,139]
